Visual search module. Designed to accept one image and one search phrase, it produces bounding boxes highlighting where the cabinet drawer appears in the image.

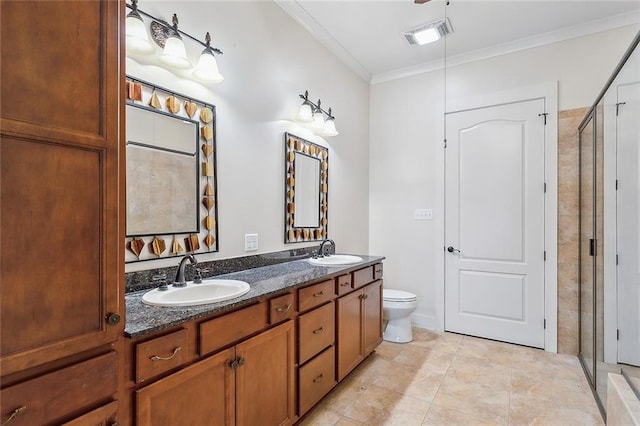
[298,279,334,312]
[0,352,117,426]
[299,346,337,415]
[298,302,335,364]
[269,292,295,324]
[374,263,383,280]
[200,302,268,356]
[352,266,374,289]
[336,274,352,296]
[136,329,188,383]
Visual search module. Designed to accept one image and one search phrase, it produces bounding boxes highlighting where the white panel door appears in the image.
[445,99,546,348]
[616,82,640,366]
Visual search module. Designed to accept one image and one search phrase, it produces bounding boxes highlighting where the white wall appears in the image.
[369,25,640,330]
[125,1,370,272]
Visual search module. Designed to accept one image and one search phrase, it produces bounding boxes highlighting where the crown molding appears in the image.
[274,0,372,82]
[371,11,640,84]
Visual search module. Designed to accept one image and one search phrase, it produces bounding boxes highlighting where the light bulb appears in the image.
[296,103,313,122]
[193,48,224,83]
[160,35,191,69]
[323,119,339,137]
[126,12,153,54]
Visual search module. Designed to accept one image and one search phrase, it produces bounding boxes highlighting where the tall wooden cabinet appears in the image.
[0,0,123,424]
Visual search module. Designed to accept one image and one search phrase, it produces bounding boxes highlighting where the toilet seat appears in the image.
[383,289,417,302]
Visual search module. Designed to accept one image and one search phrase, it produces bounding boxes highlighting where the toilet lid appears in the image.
[383,288,417,302]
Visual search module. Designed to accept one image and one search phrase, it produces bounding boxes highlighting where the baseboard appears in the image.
[411,313,437,330]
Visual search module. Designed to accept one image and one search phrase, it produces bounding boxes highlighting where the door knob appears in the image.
[447,246,460,254]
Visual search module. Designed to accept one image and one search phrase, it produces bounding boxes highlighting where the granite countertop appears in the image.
[125,254,384,338]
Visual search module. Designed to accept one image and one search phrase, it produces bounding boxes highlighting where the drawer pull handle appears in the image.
[150,347,181,361]
[2,406,26,425]
[313,291,324,297]
[313,374,324,383]
[340,282,350,287]
[312,326,325,334]
[276,304,292,313]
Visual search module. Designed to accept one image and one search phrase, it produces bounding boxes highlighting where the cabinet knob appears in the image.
[106,313,121,326]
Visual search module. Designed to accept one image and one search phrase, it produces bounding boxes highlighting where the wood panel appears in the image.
[298,346,336,415]
[298,302,334,364]
[298,280,334,312]
[336,290,363,381]
[269,292,296,325]
[0,352,118,426]
[61,401,118,426]
[136,329,189,383]
[0,0,122,376]
[136,348,235,426]
[363,281,383,355]
[236,321,295,426]
[352,266,374,289]
[0,1,101,135]
[199,302,268,356]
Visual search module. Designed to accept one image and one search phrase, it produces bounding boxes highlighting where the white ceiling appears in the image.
[275,0,640,83]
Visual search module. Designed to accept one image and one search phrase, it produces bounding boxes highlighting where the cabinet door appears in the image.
[363,280,383,355]
[136,348,235,426]
[61,401,118,426]
[0,0,122,376]
[236,321,295,426]
[336,290,363,381]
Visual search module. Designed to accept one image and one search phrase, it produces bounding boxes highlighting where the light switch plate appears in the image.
[245,234,258,251]
[414,208,433,220]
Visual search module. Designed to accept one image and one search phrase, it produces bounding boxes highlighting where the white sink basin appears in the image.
[308,254,363,266]
[142,279,251,307]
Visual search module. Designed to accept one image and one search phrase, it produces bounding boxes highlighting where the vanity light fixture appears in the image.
[404,17,453,46]
[125,0,224,83]
[296,90,314,122]
[125,0,154,54]
[159,14,191,69]
[295,90,339,137]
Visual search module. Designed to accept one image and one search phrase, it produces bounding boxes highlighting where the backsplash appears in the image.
[125,246,321,292]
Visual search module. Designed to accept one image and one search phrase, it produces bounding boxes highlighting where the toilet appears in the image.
[382,288,418,343]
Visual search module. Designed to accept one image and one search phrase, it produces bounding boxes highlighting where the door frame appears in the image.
[435,82,558,352]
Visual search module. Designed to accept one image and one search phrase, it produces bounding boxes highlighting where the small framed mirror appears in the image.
[284,133,328,243]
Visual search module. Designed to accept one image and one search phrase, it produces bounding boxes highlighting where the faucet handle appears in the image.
[151,274,168,291]
[193,267,210,284]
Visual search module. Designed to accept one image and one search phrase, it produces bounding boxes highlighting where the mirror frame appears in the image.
[125,75,219,262]
[284,133,328,243]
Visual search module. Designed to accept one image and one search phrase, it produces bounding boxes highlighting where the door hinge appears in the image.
[616,102,626,116]
[616,254,619,265]
[617,329,620,340]
[544,182,547,193]
[443,138,447,148]
[544,319,546,329]
[544,251,547,261]
[538,112,548,125]
[589,239,596,256]
[616,179,619,190]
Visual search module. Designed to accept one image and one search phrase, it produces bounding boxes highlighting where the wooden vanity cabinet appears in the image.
[336,266,383,381]
[130,302,295,426]
[0,0,123,424]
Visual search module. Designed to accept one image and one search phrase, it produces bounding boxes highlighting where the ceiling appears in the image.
[275,0,640,83]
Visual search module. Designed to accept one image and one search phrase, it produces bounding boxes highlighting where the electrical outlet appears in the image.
[245,234,258,251]
[414,208,433,220]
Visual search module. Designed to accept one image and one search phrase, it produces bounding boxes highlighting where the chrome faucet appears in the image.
[317,239,335,258]
[174,254,197,287]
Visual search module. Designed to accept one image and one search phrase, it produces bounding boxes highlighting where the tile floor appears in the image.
[300,328,603,425]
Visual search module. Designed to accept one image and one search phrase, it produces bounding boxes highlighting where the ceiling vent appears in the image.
[404,18,453,46]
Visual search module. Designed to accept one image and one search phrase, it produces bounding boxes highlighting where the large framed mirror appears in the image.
[284,133,328,243]
[124,76,219,262]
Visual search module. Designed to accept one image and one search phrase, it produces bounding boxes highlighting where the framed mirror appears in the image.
[284,133,328,243]
[124,76,218,262]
